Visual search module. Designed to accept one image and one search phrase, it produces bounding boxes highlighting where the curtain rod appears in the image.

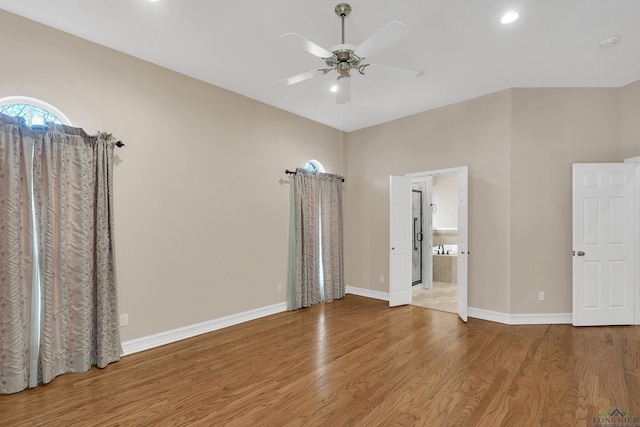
[285,169,345,182]
[115,141,125,148]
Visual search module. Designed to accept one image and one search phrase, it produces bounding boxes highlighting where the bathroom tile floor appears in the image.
[411,281,457,314]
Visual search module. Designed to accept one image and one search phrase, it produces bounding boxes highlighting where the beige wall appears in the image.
[0,11,343,341]
[509,88,624,313]
[345,90,513,313]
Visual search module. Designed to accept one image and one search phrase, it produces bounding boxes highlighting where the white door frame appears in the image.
[424,176,434,290]
[405,166,469,322]
[625,156,640,325]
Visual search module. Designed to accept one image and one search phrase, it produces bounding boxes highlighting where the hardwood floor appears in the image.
[1,295,639,426]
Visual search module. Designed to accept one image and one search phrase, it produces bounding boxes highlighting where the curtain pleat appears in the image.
[293,169,321,308]
[0,114,121,394]
[0,116,35,394]
[319,174,344,302]
[93,133,121,368]
[289,168,344,310]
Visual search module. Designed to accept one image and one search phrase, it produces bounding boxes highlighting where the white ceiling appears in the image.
[1,0,639,131]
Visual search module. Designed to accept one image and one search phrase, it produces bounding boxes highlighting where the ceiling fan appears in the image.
[276,3,416,104]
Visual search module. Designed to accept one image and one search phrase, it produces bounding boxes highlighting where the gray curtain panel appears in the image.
[289,168,344,310]
[0,115,121,394]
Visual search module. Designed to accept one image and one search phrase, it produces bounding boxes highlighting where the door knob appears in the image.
[577,251,585,256]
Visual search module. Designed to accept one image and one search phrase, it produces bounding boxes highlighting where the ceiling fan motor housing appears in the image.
[323,43,362,78]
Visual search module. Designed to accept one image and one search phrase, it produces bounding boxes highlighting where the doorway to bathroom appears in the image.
[389,166,468,321]
[411,173,459,314]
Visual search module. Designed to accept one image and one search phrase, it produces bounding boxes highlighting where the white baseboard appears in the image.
[468,307,572,325]
[345,288,571,325]
[121,297,572,356]
[509,312,572,325]
[346,285,389,301]
[467,307,512,324]
[121,302,287,356]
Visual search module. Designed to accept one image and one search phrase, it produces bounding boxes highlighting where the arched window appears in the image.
[303,159,326,173]
[0,96,71,126]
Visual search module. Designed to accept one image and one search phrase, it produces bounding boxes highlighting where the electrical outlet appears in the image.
[539,291,545,301]
[379,275,384,283]
[119,313,129,327]
[277,284,283,293]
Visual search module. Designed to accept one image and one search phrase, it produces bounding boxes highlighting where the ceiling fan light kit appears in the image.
[277,3,412,104]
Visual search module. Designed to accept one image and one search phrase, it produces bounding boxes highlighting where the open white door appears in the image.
[457,168,468,322]
[389,175,412,306]
[572,163,635,326]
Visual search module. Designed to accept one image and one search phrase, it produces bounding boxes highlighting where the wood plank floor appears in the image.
[1,295,639,426]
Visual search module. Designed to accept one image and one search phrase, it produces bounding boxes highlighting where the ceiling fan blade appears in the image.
[336,77,351,104]
[367,63,425,78]
[274,69,322,86]
[354,21,409,59]
[280,33,333,58]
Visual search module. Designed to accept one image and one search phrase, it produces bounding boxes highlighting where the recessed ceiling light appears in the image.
[501,11,519,24]
[599,36,620,49]
[330,85,338,93]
